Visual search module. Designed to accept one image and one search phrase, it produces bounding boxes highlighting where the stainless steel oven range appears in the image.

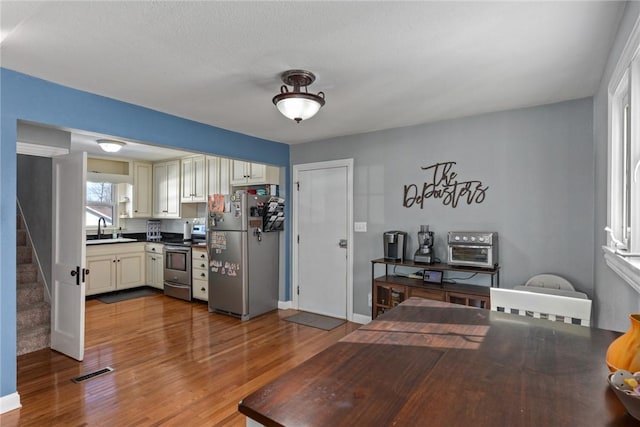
[447,231,498,269]
[164,244,192,301]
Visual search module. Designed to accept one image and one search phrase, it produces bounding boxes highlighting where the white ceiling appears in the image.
[0,1,626,146]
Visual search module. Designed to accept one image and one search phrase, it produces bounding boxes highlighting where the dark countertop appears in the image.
[86,232,187,245]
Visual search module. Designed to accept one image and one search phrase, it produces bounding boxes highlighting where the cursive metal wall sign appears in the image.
[403,161,488,209]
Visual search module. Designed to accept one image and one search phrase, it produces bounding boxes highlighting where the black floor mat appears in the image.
[96,288,161,304]
[283,312,346,330]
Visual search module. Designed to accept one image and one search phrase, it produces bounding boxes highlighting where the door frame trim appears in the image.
[292,159,354,321]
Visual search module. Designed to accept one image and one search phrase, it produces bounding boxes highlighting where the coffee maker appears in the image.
[383,231,407,262]
[414,225,434,264]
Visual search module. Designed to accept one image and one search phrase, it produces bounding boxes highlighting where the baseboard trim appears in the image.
[351,313,372,324]
[0,392,21,414]
[278,300,293,310]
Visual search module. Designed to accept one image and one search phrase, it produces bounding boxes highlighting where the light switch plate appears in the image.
[354,222,367,232]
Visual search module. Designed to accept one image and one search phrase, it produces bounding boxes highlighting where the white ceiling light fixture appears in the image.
[272,70,325,123]
[97,139,126,153]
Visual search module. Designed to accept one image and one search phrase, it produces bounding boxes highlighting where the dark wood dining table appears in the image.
[239,298,637,426]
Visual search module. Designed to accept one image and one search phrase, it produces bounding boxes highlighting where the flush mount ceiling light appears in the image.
[272,69,325,123]
[97,139,125,153]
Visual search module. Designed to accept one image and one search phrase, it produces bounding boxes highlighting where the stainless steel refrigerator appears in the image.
[207,192,283,320]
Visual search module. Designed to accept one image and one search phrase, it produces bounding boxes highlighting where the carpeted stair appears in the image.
[16,212,51,355]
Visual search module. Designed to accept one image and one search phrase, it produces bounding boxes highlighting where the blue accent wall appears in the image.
[0,68,291,399]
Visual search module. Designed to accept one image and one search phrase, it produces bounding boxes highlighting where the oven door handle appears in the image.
[164,246,191,253]
[449,245,490,249]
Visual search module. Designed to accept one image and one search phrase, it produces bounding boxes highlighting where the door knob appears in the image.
[338,239,348,249]
[70,266,80,286]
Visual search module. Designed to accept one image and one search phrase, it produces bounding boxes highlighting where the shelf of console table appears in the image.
[371,258,500,319]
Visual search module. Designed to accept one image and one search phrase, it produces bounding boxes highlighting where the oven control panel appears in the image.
[448,231,497,245]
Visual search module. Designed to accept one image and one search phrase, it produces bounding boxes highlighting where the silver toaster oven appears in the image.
[447,231,498,269]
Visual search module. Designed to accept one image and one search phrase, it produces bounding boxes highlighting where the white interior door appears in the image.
[295,160,352,319]
[51,152,86,361]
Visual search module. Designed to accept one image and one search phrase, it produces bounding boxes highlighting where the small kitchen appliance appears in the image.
[414,225,434,264]
[383,231,407,263]
[447,231,498,268]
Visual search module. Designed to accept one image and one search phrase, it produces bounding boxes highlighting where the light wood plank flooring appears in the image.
[1,293,361,426]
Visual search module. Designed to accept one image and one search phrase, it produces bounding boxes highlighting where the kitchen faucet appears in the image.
[97,216,107,239]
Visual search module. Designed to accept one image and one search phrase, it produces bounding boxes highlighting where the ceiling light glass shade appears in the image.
[272,70,325,123]
[97,139,125,153]
[274,94,324,123]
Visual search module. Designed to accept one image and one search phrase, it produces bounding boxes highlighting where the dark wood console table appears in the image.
[239,298,630,426]
[371,258,500,318]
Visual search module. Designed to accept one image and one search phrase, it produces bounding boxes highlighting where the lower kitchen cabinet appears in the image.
[85,254,117,295]
[86,243,146,296]
[145,243,164,290]
[192,247,208,301]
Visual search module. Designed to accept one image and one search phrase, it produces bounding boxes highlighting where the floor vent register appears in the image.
[71,367,114,383]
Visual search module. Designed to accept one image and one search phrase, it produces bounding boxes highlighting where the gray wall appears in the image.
[17,155,52,290]
[593,2,640,332]
[292,98,595,319]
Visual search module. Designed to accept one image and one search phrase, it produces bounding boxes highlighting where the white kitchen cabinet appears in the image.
[145,243,164,290]
[192,247,208,301]
[86,243,146,295]
[118,252,145,290]
[131,161,153,217]
[85,254,117,295]
[230,160,279,186]
[153,160,180,218]
[207,156,231,196]
[181,155,206,203]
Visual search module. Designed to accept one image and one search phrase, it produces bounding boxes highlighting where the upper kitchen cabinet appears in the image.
[153,160,180,218]
[207,156,231,196]
[118,161,153,218]
[230,160,279,186]
[129,161,153,217]
[181,155,206,203]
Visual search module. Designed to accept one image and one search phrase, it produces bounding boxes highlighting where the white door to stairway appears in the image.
[51,152,87,361]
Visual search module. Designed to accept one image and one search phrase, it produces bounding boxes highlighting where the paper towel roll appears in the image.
[183,221,192,241]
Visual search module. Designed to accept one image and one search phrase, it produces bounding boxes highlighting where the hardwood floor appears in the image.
[1,293,361,426]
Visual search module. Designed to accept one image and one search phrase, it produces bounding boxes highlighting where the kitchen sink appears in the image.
[86,237,138,245]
